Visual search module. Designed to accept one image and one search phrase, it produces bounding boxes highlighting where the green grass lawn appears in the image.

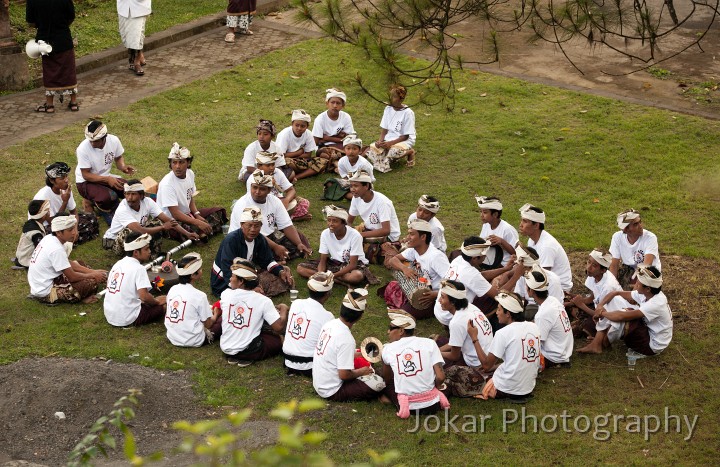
[1,39,719,464]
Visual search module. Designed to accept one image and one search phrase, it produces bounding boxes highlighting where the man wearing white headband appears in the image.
[609,208,661,289]
[297,205,377,286]
[434,236,508,328]
[406,195,447,253]
[165,253,221,348]
[220,259,289,366]
[518,203,573,291]
[470,291,542,403]
[103,178,197,256]
[437,280,495,373]
[476,195,518,267]
[244,151,312,222]
[15,200,51,268]
[157,142,228,241]
[385,218,450,319]
[347,170,401,248]
[365,84,417,173]
[282,271,335,376]
[381,309,450,418]
[313,288,387,401]
[495,244,564,320]
[28,213,107,304]
[574,249,632,352]
[33,162,78,227]
[579,265,672,356]
[75,121,136,216]
[239,119,290,183]
[212,206,293,298]
[278,109,328,181]
[525,266,573,368]
[322,135,376,202]
[104,232,166,327]
[229,170,312,262]
[312,88,355,160]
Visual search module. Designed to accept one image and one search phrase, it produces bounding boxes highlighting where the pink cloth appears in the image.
[396,387,450,419]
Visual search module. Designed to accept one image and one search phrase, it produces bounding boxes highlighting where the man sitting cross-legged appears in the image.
[282,271,336,377]
[381,309,450,418]
[211,207,294,298]
[103,233,166,327]
[28,214,107,304]
[312,288,387,402]
[296,205,378,286]
[103,179,198,256]
[156,142,227,241]
[578,265,672,356]
[610,208,661,289]
[165,253,221,347]
[220,260,289,367]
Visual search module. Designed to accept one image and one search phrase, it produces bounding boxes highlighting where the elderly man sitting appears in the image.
[211,207,294,298]
[28,214,107,304]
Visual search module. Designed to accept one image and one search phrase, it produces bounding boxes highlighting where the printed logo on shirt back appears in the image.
[29,245,43,264]
[521,333,540,362]
[167,298,187,323]
[396,348,423,377]
[228,303,253,329]
[560,309,572,333]
[474,311,493,336]
[288,311,311,340]
[106,271,125,294]
[316,329,331,355]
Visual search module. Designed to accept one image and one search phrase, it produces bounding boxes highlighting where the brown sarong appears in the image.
[622,319,655,356]
[42,48,77,92]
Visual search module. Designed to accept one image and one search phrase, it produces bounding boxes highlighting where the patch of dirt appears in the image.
[0,358,277,466]
[267,1,720,117]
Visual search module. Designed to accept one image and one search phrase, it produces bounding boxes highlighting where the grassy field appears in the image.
[1,38,719,464]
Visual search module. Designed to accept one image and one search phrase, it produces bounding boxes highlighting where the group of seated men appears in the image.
[17,113,672,414]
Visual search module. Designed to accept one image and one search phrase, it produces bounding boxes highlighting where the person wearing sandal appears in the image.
[225,0,256,42]
[26,0,79,113]
[117,0,151,76]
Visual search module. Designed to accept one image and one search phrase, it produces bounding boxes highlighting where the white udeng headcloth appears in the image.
[342,134,362,148]
[496,292,524,313]
[124,233,152,252]
[418,195,440,214]
[325,88,347,103]
[617,209,641,230]
[388,309,416,329]
[635,265,663,288]
[323,204,349,222]
[308,271,334,292]
[475,196,503,210]
[524,264,549,291]
[176,253,203,276]
[291,109,311,123]
[123,182,144,192]
[347,170,373,183]
[460,238,492,257]
[168,142,191,160]
[29,200,51,220]
[342,288,368,311]
[589,249,612,269]
[407,218,432,233]
[519,203,546,223]
[440,280,467,300]
[84,122,107,141]
[51,215,77,232]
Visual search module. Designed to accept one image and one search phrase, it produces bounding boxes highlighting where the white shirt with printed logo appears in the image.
[228,193,293,236]
[276,126,318,155]
[219,288,280,355]
[534,296,573,364]
[382,336,442,409]
[75,135,124,184]
[400,244,450,290]
[488,321,541,395]
[28,235,71,297]
[319,227,367,265]
[104,198,164,240]
[156,169,196,218]
[312,318,356,398]
[448,304,494,367]
[610,229,661,271]
[480,219,519,266]
[408,213,446,253]
[103,256,151,327]
[282,298,334,371]
[528,230,573,291]
[165,283,213,348]
[380,105,416,146]
[349,191,401,242]
[434,255,492,325]
[312,111,354,141]
[32,186,76,221]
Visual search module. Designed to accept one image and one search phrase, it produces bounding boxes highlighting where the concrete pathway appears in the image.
[0,17,319,150]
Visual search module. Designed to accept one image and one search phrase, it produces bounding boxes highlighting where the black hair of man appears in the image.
[28,200,47,217]
[460,235,487,263]
[123,231,144,257]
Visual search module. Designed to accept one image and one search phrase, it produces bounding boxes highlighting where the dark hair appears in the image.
[420,230,433,246]
[125,179,145,196]
[525,246,540,261]
[339,291,365,323]
[645,266,662,294]
[28,199,46,216]
[87,120,103,133]
[533,289,549,300]
[233,259,260,290]
[44,177,53,188]
[176,255,201,283]
[309,289,330,300]
[124,231,143,257]
[444,280,469,310]
[402,328,415,336]
[460,236,486,262]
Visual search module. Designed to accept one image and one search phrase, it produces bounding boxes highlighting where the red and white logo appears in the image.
[288,311,311,340]
[167,298,187,323]
[106,271,125,295]
[396,348,423,377]
[521,333,540,362]
[315,329,332,355]
[228,303,253,330]
[474,311,493,336]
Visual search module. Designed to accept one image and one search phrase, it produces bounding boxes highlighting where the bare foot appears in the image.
[82,295,99,304]
[576,344,602,354]
[379,394,392,404]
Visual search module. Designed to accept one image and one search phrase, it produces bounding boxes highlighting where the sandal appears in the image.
[224,32,236,43]
[133,64,144,76]
[406,159,416,167]
[35,103,55,113]
[67,102,80,112]
[238,29,254,35]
